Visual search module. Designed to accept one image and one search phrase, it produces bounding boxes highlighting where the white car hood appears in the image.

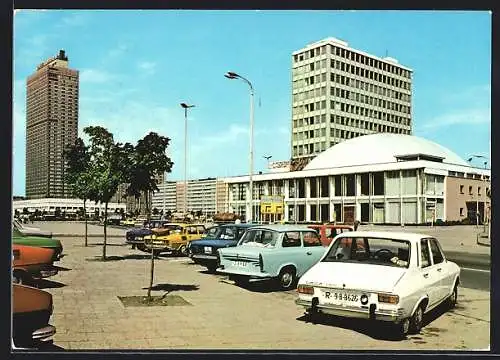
[301,261,407,293]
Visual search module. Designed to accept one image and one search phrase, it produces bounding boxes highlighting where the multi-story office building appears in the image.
[112,173,165,215]
[25,50,79,199]
[151,177,229,216]
[291,37,413,162]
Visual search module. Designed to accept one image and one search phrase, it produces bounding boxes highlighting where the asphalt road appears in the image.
[446,251,490,291]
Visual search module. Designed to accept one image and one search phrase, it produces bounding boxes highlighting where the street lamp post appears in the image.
[225,71,255,223]
[467,155,489,227]
[180,103,195,215]
[263,155,272,170]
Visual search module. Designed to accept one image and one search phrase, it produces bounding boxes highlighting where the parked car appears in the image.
[120,218,136,227]
[295,231,460,338]
[217,225,327,290]
[12,228,64,261]
[12,245,58,285]
[144,223,206,255]
[12,284,56,348]
[13,219,52,238]
[134,216,149,228]
[200,224,220,239]
[307,224,354,246]
[188,224,254,272]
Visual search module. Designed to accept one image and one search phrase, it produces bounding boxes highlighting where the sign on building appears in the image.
[260,195,284,214]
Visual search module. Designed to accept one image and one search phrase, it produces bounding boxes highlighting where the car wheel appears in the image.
[409,303,425,334]
[13,272,29,286]
[395,318,410,339]
[277,267,296,291]
[232,275,249,286]
[206,265,217,273]
[446,283,458,309]
[178,245,187,256]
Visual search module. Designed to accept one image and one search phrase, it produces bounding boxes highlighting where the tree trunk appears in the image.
[103,203,108,261]
[84,199,88,247]
[147,191,154,300]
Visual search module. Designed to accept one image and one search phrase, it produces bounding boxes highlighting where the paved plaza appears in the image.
[26,222,490,351]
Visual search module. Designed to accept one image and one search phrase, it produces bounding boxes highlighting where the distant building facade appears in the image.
[25,50,79,199]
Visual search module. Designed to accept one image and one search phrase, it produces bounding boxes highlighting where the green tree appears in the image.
[84,126,132,260]
[63,138,95,246]
[125,132,173,300]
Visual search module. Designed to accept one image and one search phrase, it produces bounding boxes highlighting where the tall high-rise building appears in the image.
[291,37,413,163]
[25,50,79,199]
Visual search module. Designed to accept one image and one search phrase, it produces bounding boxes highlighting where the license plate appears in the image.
[321,289,359,305]
[232,261,247,267]
[204,246,212,254]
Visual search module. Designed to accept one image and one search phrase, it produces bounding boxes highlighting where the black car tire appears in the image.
[206,265,217,273]
[409,303,425,334]
[178,245,187,256]
[394,318,410,339]
[277,267,296,291]
[446,283,458,309]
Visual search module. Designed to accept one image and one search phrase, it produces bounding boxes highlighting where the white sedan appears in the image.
[295,231,460,338]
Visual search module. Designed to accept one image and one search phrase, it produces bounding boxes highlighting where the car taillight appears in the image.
[259,254,263,272]
[297,285,314,295]
[378,294,399,304]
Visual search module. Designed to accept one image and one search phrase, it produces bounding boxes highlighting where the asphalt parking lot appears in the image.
[26,224,490,351]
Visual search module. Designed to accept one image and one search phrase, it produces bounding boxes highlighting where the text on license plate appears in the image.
[204,246,212,254]
[321,289,359,303]
[232,261,247,267]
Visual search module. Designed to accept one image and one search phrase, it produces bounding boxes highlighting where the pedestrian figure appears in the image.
[354,220,360,231]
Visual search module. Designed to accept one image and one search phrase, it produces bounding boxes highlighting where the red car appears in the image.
[307,224,354,246]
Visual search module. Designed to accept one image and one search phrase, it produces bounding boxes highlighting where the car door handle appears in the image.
[306,251,312,255]
[437,268,442,272]
[423,273,429,278]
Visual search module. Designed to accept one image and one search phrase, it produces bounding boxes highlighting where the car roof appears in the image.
[219,223,254,228]
[336,231,432,243]
[246,224,315,232]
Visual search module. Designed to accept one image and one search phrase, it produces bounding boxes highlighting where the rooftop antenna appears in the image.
[385,49,389,58]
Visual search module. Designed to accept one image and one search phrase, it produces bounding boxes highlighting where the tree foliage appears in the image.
[83,126,133,260]
[124,132,173,300]
[63,137,95,246]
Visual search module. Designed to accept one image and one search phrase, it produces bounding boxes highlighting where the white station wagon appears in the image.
[295,231,460,337]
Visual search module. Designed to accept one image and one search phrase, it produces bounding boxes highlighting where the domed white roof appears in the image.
[304,133,468,170]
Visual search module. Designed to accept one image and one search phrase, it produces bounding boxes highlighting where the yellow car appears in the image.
[144,223,206,255]
[120,218,136,227]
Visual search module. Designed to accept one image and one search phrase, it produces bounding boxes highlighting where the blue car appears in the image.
[188,224,254,272]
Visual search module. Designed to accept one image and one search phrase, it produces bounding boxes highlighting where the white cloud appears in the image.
[79,68,119,84]
[419,108,490,131]
[59,12,88,27]
[137,61,157,74]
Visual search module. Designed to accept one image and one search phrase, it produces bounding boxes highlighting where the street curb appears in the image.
[53,234,124,238]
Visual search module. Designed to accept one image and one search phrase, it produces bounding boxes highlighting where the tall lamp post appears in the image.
[225,71,255,223]
[263,155,272,170]
[180,103,195,215]
[467,155,489,227]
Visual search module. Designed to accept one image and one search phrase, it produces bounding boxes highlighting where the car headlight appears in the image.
[378,293,399,304]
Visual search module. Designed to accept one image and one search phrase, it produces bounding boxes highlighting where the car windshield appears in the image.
[239,229,279,248]
[322,236,411,268]
[205,226,220,238]
[217,226,237,240]
[164,225,183,233]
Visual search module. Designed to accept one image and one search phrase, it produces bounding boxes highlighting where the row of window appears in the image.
[293,72,411,92]
[459,184,489,196]
[293,43,411,79]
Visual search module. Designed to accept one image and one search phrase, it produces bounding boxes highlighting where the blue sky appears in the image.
[13,10,491,196]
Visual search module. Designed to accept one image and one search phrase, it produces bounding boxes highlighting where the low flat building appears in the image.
[12,198,126,217]
[224,133,490,225]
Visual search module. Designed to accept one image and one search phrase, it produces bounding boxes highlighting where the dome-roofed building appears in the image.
[304,133,469,170]
[224,134,490,225]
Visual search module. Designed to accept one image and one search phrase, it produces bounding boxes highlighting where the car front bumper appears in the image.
[192,254,218,261]
[39,268,59,278]
[32,325,56,341]
[295,298,406,323]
